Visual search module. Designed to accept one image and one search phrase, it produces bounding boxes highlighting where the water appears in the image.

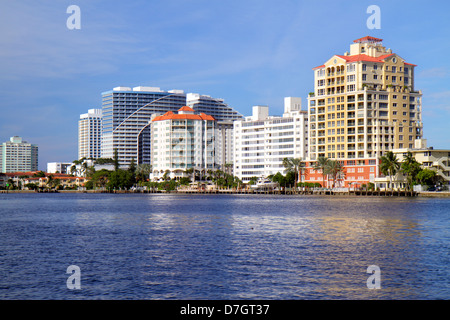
[0,193,448,300]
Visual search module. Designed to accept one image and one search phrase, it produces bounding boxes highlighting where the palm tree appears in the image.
[46,174,54,189]
[282,157,304,184]
[224,162,233,176]
[314,157,329,188]
[162,170,171,181]
[380,151,401,191]
[113,149,119,172]
[136,164,152,182]
[184,168,194,182]
[325,160,344,188]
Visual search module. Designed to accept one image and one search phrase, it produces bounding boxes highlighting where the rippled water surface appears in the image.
[0,193,448,299]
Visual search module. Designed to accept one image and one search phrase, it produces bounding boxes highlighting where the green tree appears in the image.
[25,183,38,190]
[94,158,114,165]
[92,169,111,189]
[184,168,194,182]
[416,169,436,186]
[128,157,136,173]
[6,179,16,190]
[248,176,259,185]
[282,157,304,184]
[179,177,191,185]
[224,162,233,176]
[271,172,286,186]
[314,157,329,188]
[113,148,120,172]
[325,160,344,188]
[380,151,401,191]
[401,152,421,190]
[33,171,46,177]
[136,164,152,183]
[107,169,134,190]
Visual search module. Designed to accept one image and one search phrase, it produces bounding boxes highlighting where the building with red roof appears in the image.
[150,107,218,181]
[305,36,423,188]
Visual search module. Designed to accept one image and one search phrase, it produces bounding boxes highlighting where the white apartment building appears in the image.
[150,106,218,181]
[233,97,308,182]
[47,162,73,174]
[187,93,242,171]
[1,136,38,173]
[78,109,102,160]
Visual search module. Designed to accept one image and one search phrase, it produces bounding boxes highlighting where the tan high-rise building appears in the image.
[305,36,423,187]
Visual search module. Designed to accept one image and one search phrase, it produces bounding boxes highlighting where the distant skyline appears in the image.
[1,0,450,170]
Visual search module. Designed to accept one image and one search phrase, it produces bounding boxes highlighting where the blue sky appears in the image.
[1,0,450,169]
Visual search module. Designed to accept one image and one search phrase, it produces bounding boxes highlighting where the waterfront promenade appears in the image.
[3,188,446,197]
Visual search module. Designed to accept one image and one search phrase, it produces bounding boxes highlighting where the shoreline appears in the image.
[2,189,450,197]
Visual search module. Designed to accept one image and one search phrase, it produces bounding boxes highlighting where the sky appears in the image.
[1,0,450,170]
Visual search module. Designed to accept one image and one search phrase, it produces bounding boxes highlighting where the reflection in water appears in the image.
[0,193,448,299]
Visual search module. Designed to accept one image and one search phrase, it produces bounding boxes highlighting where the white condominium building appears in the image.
[187,93,243,171]
[233,97,308,182]
[150,106,218,180]
[47,162,73,174]
[1,136,38,173]
[78,109,102,160]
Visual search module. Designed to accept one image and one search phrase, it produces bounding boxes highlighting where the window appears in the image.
[362,74,367,81]
[362,64,367,71]
[392,66,397,73]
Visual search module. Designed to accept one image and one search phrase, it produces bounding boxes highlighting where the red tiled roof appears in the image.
[353,36,383,43]
[335,53,394,63]
[313,65,325,70]
[178,106,195,112]
[152,110,216,122]
[3,171,40,177]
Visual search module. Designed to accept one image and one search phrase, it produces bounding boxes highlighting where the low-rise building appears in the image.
[375,139,450,190]
[3,171,86,190]
[47,162,73,174]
